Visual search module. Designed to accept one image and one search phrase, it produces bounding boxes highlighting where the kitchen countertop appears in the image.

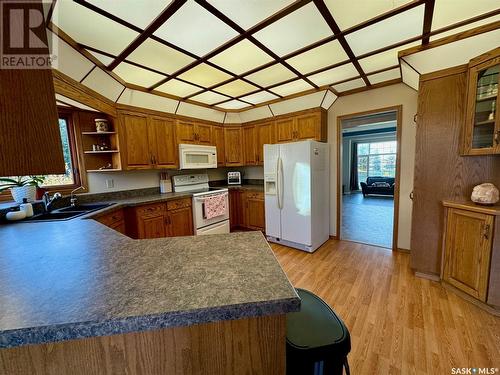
[0,191,298,348]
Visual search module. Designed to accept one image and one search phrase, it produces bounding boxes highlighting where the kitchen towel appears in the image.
[204,194,227,219]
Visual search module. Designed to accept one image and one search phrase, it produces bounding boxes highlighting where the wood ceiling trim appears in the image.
[421,0,435,44]
[107,0,187,70]
[338,78,402,97]
[313,0,370,86]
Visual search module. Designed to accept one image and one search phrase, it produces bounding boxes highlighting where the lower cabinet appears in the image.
[229,189,265,232]
[442,203,498,303]
[95,209,127,235]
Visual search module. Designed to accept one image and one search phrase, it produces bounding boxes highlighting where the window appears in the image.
[357,141,397,184]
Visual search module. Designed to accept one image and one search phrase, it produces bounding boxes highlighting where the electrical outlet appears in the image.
[105,179,114,188]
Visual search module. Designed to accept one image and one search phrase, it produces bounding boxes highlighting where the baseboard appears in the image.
[441,282,500,317]
[396,248,411,253]
[329,235,339,240]
[415,271,440,282]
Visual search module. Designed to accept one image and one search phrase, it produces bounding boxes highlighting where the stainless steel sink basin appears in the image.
[58,203,114,212]
[25,211,86,222]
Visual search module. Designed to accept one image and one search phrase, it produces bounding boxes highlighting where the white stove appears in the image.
[172,174,229,235]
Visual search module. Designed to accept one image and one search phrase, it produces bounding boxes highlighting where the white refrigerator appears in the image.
[264,140,330,253]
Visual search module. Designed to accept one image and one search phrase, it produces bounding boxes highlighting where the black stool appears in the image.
[286,288,351,375]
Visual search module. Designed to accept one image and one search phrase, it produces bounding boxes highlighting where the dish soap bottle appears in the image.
[20,198,34,217]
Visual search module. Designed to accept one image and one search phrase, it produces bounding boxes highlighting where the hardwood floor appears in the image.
[271,240,500,374]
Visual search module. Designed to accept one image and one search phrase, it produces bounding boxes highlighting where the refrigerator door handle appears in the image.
[278,157,284,210]
[276,156,281,209]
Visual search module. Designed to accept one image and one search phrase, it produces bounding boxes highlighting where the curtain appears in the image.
[349,142,359,191]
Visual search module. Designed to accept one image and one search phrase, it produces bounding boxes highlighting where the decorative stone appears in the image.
[471,183,499,205]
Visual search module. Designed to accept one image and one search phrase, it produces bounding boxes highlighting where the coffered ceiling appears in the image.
[49,0,500,111]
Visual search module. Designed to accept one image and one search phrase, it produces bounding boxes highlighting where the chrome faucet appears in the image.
[70,186,85,207]
[43,192,62,212]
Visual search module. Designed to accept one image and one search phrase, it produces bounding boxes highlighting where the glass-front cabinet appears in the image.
[464,49,500,155]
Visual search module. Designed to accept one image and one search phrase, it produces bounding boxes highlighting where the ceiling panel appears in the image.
[432,0,499,31]
[156,79,202,97]
[253,3,332,57]
[240,91,279,105]
[217,100,251,110]
[367,68,401,84]
[113,62,166,87]
[86,0,167,29]
[208,40,274,75]
[153,1,238,56]
[81,68,124,101]
[308,63,359,86]
[345,5,425,56]
[358,41,419,73]
[190,91,229,105]
[245,63,297,87]
[86,50,114,66]
[324,0,413,30]
[128,38,195,75]
[400,60,419,91]
[331,78,365,92]
[53,1,139,55]
[216,80,258,97]
[430,14,500,41]
[286,40,349,74]
[208,0,294,30]
[271,79,314,97]
[178,63,232,87]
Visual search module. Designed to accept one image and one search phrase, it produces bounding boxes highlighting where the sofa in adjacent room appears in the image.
[360,177,395,197]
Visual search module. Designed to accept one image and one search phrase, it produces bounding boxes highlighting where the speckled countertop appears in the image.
[0,190,298,348]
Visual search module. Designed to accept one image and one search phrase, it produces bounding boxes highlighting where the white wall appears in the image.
[328,83,418,250]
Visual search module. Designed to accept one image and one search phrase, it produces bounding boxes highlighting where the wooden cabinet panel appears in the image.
[176,121,196,144]
[120,113,151,169]
[212,126,225,166]
[149,116,177,168]
[109,220,127,235]
[167,207,194,237]
[243,125,257,165]
[256,121,274,165]
[244,192,265,231]
[276,118,295,143]
[229,189,243,229]
[443,208,493,301]
[141,214,168,239]
[196,123,212,145]
[224,127,243,166]
[95,209,126,235]
[296,113,321,141]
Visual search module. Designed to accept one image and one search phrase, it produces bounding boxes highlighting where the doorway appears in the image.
[336,106,402,250]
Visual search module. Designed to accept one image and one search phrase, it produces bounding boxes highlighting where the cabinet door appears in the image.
[256,121,275,165]
[296,113,322,141]
[229,189,242,229]
[109,220,127,235]
[120,113,152,169]
[242,125,257,165]
[140,214,168,239]
[276,118,295,143]
[245,192,265,231]
[463,56,500,155]
[224,127,243,166]
[176,120,196,144]
[443,208,493,301]
[149,116,177,168]
[167,207,194,237]
[212,126,225,166]
[195,123,212,145]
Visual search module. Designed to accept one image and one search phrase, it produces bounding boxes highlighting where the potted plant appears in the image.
[0,176,46,203]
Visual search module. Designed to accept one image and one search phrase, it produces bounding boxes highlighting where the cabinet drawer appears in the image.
[96,209,124,227]
[136,203,167,218]
[167,198,192,211]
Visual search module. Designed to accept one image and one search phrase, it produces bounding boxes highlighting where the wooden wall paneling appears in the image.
[410,67,500,275]
[0,315,286,375]
[118,112,152,169]
[1,69,65,176]
[224,127,243,166]
[242,125,257,165]
[148,116,177,168]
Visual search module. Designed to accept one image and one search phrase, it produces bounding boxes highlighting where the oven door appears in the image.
[193,193,230,229]
[196,220,230,235]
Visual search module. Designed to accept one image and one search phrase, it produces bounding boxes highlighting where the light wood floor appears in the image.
[271,240,500,375]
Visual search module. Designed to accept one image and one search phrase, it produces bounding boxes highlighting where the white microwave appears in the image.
[179,144,217,169]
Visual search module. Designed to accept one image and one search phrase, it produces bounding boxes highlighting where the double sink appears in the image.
[25,203,114,222]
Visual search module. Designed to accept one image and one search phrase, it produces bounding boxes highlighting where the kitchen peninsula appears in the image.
[0,216,299,374]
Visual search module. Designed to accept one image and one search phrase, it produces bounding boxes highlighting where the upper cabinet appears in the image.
[148,116,177,168]
[256,121,275,165]
[276,109,327,144]
[463,48,500,155]
[176,120,212,145]
[212,126,225,167]
[242,125,257,165]
[224,126,243,166]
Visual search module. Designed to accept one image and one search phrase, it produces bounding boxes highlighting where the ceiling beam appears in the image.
[421,0,435,44]
[313,0,370,86]
[107,0,187,70]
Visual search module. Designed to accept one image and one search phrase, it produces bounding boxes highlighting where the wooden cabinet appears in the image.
[242,125,257,165]
[256,121,275,165]
[229,189,243,229]
[212,126,225,166]
[442,203,498,302]
[119,111,178,170]
[243,191,265,231]
[276,110,326,143]
[224,126,243,166]
[128,198,193,239]
[463,47,500,155]
[94,209,126,235]
[176,120,212,145]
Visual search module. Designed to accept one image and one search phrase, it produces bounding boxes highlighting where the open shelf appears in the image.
[475,119,496,126]
[476,94,498,102]
[84,150,119,154]
[82,131,116,135]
